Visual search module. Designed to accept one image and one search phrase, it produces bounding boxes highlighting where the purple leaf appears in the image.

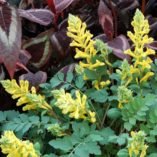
[146,41,157,50]
[47,0,75,15]
[117,0,139,12]
[19,50,31,66]
[94,34,109,43]
[0,3,21,78]
[22,29,54,68]
[19,71,47,87]
[98,0,113,39]
[107,35,131,60]
[0,65,5,80]
[18,9,54,26]
[59,63,76,74]
[50,29,71,60]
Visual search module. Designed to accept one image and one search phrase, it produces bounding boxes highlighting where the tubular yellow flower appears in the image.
[52,89,96,123]
[118,9,155,86]
[0,131,39,157]
[67,14,105,71]
[140,72,154,83]
[93,80,110,90]
[1,79,52,111]
[67,14,111,90]
[128,131,148,157]
[79,60,105,70]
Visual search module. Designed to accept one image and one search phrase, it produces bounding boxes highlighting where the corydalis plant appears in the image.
[0,131,40,157]
[1,79,52,111]
[52,89,96,123]
[117,9,155,86]
[128,131,148,157]
[67,14,111,90]
[67,14,104,70]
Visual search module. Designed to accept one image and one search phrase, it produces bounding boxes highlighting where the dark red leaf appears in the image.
[94,34,109,43]
[55,0,75,13]
[19,50,31,66]
[18,9,54,26]
[19,71,47,87]
[107,35,131,60]
[48,0,75,14]
[0,65,5,80]
[0,0,6,4]
[98,0,114,39]
[146,41,157,50]
[47,0,56,14]
[50,29,71,61]
[22,29,54,69]
[0,4,21,78]
[59,63,76,74]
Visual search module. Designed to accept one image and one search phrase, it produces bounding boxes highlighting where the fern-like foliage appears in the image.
[1,79,52,111]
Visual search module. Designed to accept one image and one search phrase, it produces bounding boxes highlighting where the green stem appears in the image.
[100,103,111,128]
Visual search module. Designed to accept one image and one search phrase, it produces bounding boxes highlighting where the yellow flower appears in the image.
[0,131,39,157]
[88,111,96,123]
[118,86,133,108]
[120,9,155,85]
[79,60,105,70]
[52,89,96,123]
[93,80,110,90]
[67,14,106,73]
[140,72,154,83]
[128,131,148,157]
[1,79,52,111]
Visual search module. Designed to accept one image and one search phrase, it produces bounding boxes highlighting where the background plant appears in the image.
[1,0,157,157]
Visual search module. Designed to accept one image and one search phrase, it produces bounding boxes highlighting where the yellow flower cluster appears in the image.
[118,9,155,86]
[67,14,110,90]
[0,131,39,157]
[67,14,104,70]
[117,85,133,108]
[52,89,96,123]
[93,80,111,90]
[1,79,52,111]
[128,131,148,157]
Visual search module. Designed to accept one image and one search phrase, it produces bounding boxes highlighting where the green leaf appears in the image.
[66,72,73,83]
[0,111,6,121]
[29,116,39,123]
[84,142,101,155]
[50,72,64,88]
[124,122,132,131]
[75,76,85,89]
[117,133,129,145]
[49,136,73,152]
[72,122,92,137]
[107,108,121,120]
[57,72,64,81]
[148,153,157,157]
[88,134,103,142]
[117,149,129,157]
[74,145,89,157]
[5,110,19,120]
[129,117,136,125]
[99,127,115,145]
[88,89,108,103]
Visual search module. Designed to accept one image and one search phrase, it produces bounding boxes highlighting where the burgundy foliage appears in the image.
[0,3,21,78]
[1,0,157,110]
